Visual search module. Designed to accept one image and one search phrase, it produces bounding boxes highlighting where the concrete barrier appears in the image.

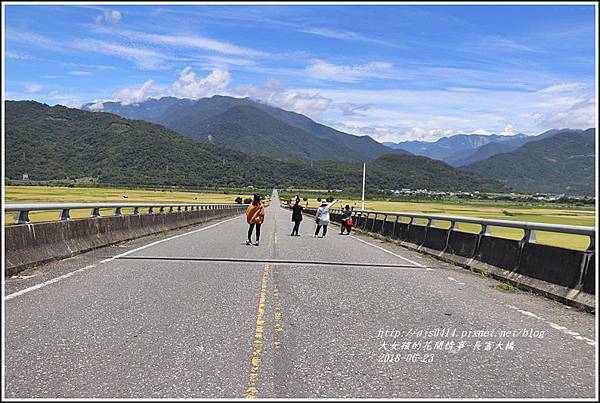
[302,210,595,309]
[5,206,246,276]
[382,221,395,237]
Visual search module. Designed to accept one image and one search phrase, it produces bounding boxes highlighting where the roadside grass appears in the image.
[495,282,519,293]
[4,185,253,224]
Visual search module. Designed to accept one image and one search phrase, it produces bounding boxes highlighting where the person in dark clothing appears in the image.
[340,204,353,235]
[291,196,303,236]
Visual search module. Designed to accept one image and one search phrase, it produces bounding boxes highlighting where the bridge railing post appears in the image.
[59,209,70,221]
[480,224,491,236]
[522,228,536,243]
[449,220,458,231]
[16,210,30,224]
[91,207,101,218]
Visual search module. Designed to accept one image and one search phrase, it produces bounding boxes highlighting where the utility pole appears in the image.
[361,162,366,210]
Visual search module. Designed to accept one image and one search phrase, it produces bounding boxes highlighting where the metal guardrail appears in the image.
[328,208,596,252]
[5,203,248,224]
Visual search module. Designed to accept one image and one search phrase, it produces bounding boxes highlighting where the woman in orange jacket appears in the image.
[246,194,265,246]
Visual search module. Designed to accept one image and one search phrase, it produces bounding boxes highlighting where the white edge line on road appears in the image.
[5,265,96,301]
[101,215,241,263]
[505,304,595,346]
[5,215,242,301]
[348,235,426,268]
[447,276,466,285]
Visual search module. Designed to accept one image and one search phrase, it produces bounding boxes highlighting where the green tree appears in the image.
[235,196,243,204]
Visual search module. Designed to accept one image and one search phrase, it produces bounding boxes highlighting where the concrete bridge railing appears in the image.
[5,202,248,275]
[332,208,595,251]
[304,207,596,309]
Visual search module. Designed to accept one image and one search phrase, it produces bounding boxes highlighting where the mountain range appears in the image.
[463,128,596,195]
[383,129,575,166]
[85,96,408,162]
[6,101,505,193]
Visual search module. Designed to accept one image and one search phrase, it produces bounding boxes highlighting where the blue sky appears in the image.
[4,3,597,142]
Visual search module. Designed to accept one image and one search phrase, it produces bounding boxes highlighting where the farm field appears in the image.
[4,186,595,250]
[293,198,595,251]
[4,186,254,224]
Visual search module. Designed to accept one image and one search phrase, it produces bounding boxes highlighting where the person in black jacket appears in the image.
[291,196,303,236]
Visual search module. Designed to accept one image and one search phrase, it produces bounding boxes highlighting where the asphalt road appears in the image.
[4,191,596,398]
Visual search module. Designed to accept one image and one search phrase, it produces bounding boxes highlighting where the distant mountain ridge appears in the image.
[463,128,595,195]
[84,95,408,162]
[6,100,506,193]
[385,129,583,166]
[384,133,529,165]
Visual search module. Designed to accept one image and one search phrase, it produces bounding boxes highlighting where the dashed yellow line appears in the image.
[246,262,270,399]
[273,288,283,348]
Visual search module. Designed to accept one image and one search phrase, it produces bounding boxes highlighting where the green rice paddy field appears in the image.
[300,198,595,251]
[4,186,253,225]
[4,186,596,251]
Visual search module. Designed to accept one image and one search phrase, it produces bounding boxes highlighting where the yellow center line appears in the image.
[246,262,270,399]
[273,288,283,348]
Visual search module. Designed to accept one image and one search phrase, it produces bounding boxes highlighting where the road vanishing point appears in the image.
[4,191,596,399]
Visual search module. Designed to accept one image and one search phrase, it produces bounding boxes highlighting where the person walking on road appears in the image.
[314,199,337,238]
[291,196,303,236]
[340,204,353,235]
[246,194,265,246]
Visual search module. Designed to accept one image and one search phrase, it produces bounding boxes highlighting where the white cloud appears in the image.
[168,67,232,99]
[72,39,164,69]
[69,70,92,76]
[87,100,106,111]
[25,83,42,93]
[65,101,83,109]
[201,56,256,69]
[305,60,394,83]
[336,123,456,143]
[338,103,370,116]
[470,128,494,135]
[106,67,232,105]
[298,27,397,47]
[233,79,331,119]
[96,10,122,24]
[5,29,64,53]
[538,82,587,94]
[537,96,596,129]
[112,79,155,105]
[499,124,515,136]
[276,92,331,119]
[479,36,536,53]
[6,51,32,60]
[92,26,267,57]
[297,85,595,140]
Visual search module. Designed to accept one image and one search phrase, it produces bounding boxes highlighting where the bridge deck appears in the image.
[4,196,595,398]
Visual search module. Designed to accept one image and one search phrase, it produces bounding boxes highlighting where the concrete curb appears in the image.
[5,207,246,276]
